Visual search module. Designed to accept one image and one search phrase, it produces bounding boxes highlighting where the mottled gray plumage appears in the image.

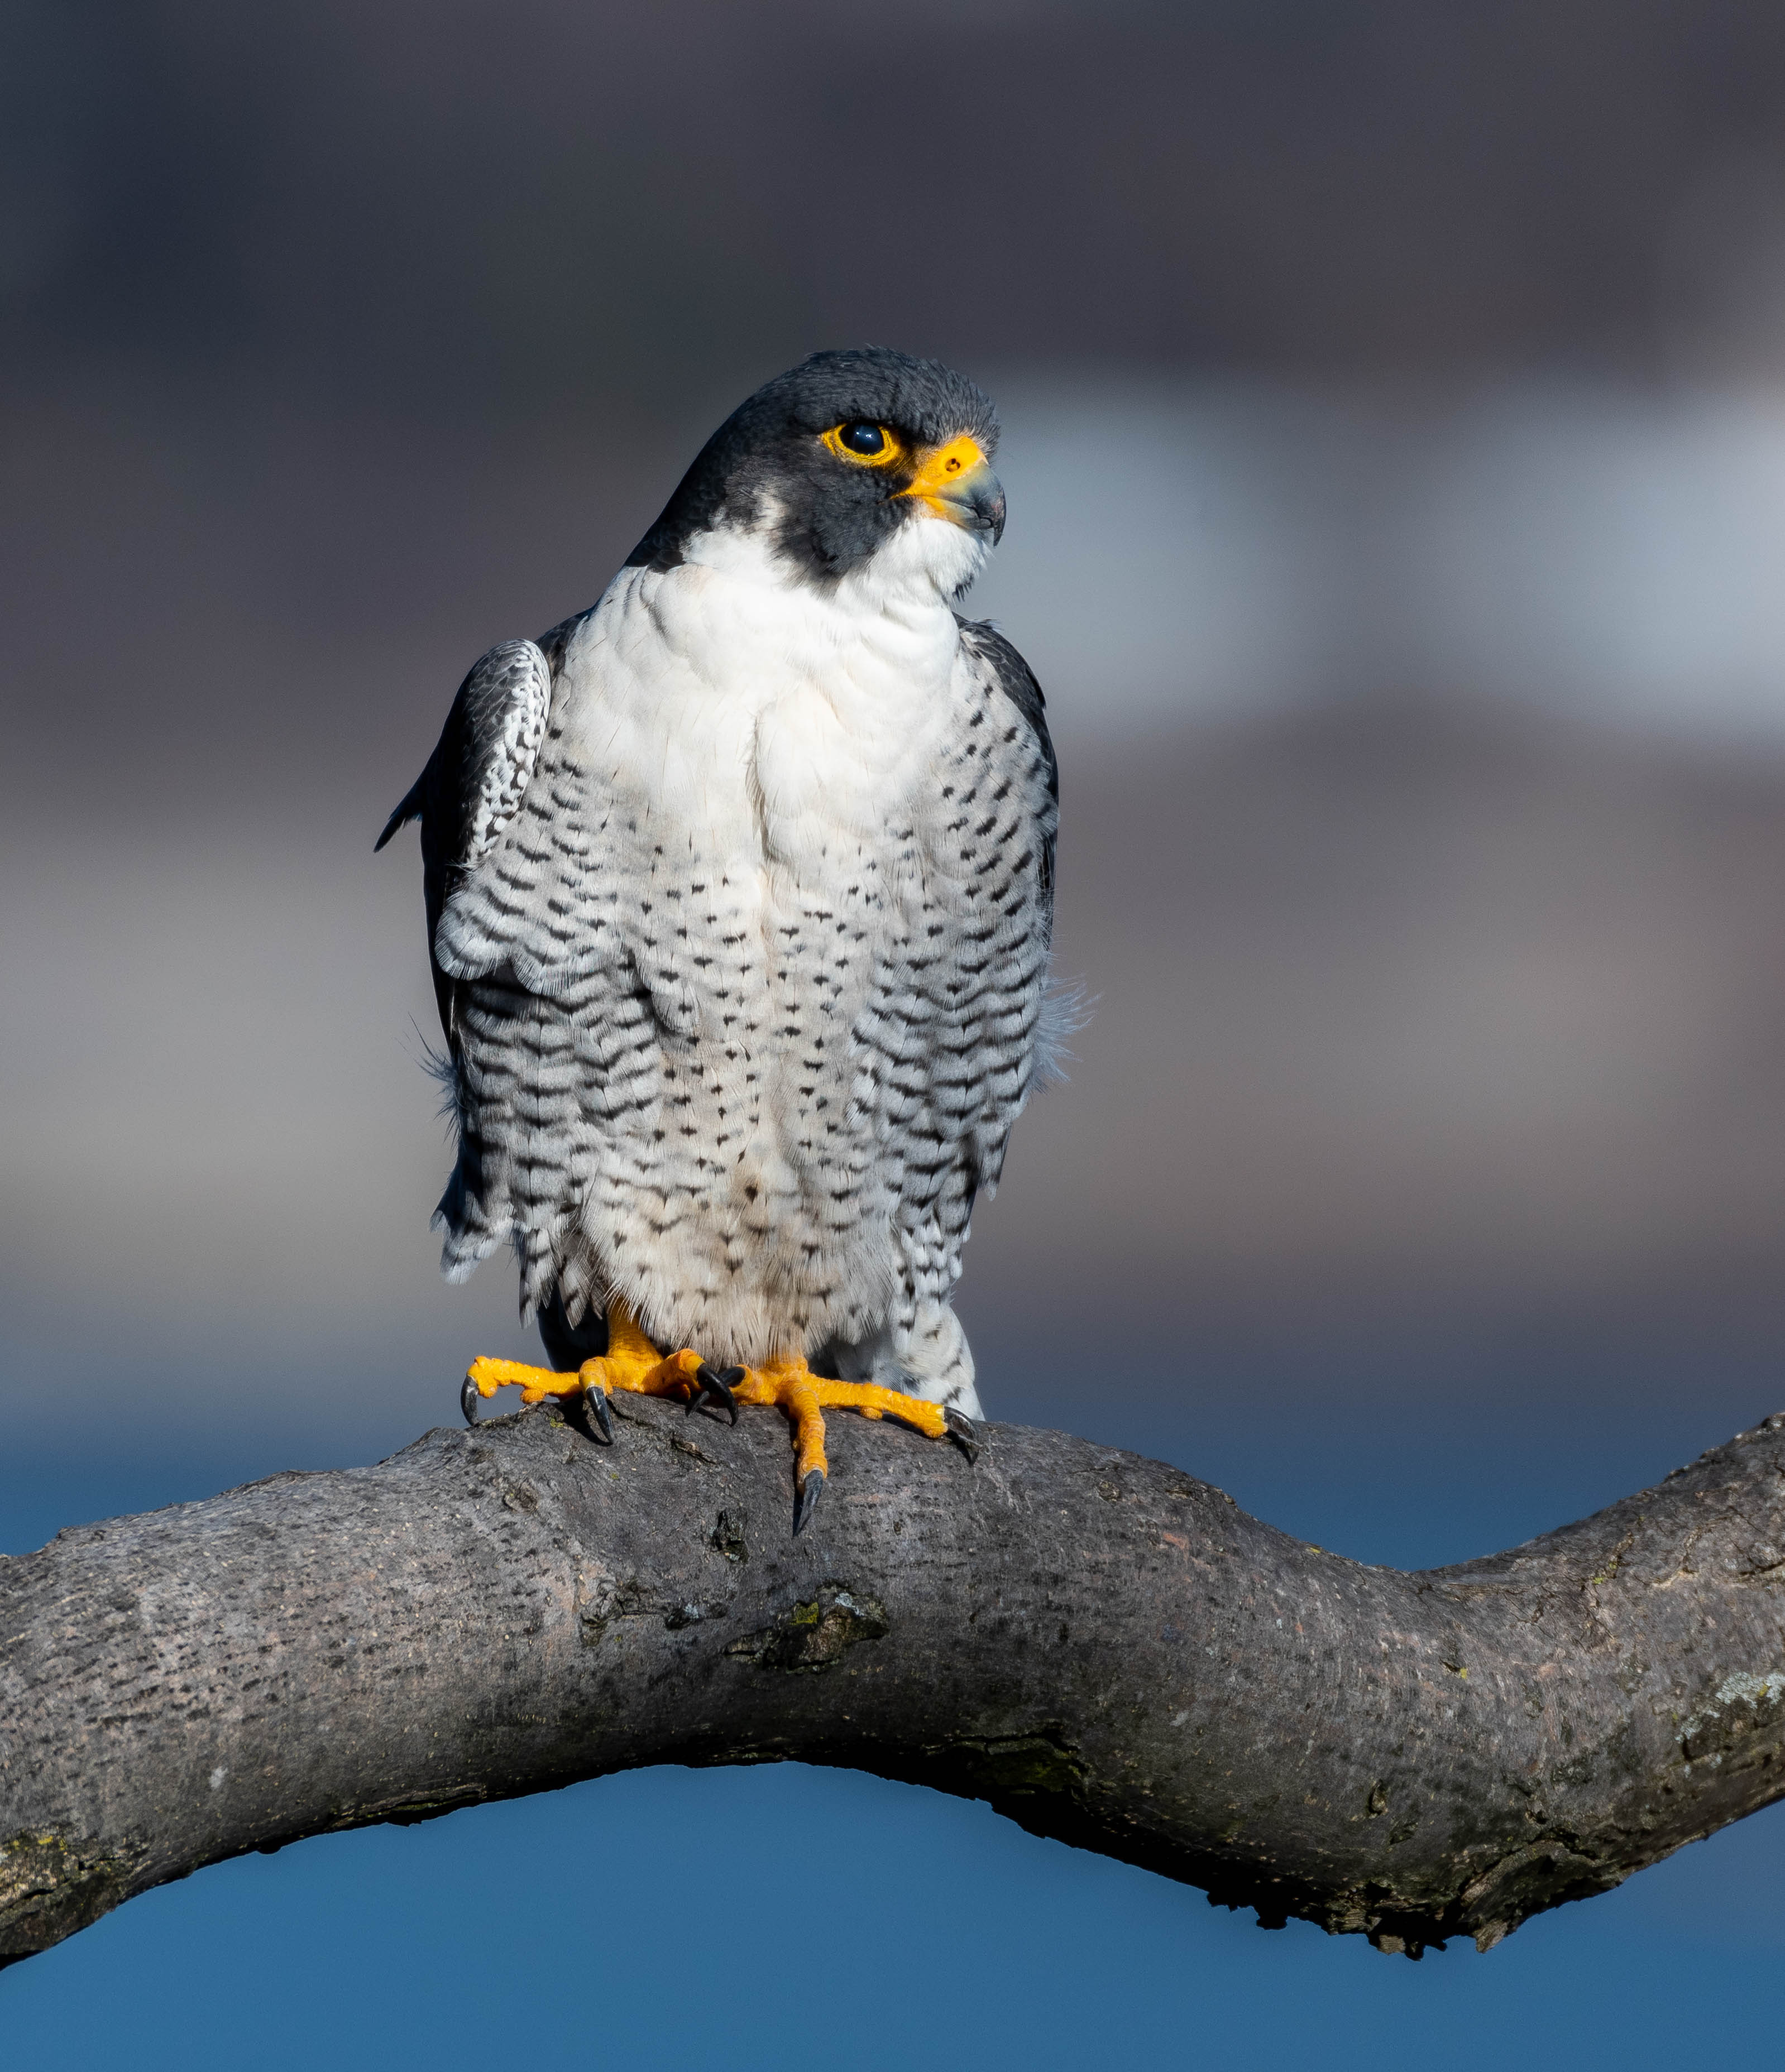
[380,349,1058,1414]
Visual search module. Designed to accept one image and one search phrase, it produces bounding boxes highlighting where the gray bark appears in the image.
[3,1393,1784,1968]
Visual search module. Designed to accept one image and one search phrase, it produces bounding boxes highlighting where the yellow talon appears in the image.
[727,1360,952,1528]
[461,1307,970,1533]
[463,1301,707,1412]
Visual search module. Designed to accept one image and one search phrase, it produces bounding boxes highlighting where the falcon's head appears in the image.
[628,348,1004,599]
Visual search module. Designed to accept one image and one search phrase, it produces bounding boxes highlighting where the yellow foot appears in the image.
[461,1301,739,1443]
[728,1360,978,1533]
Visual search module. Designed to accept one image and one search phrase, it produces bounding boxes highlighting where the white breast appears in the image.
[559,528,968,856]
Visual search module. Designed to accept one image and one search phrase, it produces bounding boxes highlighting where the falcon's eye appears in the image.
[822,421,903,467]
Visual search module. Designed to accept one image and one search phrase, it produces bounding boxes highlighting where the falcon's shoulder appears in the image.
[375,631,560,1031]
[409,609,666,1014]
[376,635,556,870]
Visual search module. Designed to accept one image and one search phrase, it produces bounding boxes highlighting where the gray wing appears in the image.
[379,615,685,1322]
[940,616,1059,1192]
[955,615,1057,943]
[380,632,610,1311]
[843,615,1060,1367]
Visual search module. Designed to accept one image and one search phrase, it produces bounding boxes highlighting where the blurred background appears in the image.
[5,1,1785,2063]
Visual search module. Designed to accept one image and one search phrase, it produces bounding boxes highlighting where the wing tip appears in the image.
[375,781,424,852]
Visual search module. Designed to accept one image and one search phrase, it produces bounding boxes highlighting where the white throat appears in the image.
[686,502,993,616]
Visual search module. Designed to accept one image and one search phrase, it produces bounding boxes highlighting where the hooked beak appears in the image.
[895,435,1006,544]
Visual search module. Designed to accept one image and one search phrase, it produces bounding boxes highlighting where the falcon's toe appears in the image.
[460,1302,714,1432]
[728,1360,969,1532]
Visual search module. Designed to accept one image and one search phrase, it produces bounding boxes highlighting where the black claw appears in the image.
[793,1467,825,1535]
[461,1376,481,1427]
[575,1385,614,1445]
[687,1363,741,1426]
[944,1408,980,1462]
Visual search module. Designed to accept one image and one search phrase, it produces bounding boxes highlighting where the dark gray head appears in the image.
[627,348,1005,588]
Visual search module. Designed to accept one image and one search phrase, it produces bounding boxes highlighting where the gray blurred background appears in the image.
[7,0,1785,1548]
[10,6,1785,2061]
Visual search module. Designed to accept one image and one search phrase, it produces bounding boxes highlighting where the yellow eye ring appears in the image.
[822,421,903,468]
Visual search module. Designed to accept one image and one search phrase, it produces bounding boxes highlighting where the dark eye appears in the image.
[839,421,886,455]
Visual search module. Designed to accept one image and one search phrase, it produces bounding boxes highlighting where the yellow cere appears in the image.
[895,434,989,510]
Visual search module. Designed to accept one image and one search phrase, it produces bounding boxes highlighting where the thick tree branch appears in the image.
[4,1394,1784,1967]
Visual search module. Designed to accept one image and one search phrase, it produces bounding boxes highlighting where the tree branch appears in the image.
[4,1393,1784,1967]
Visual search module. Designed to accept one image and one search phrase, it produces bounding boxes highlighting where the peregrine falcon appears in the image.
[379,349,1059,1528]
